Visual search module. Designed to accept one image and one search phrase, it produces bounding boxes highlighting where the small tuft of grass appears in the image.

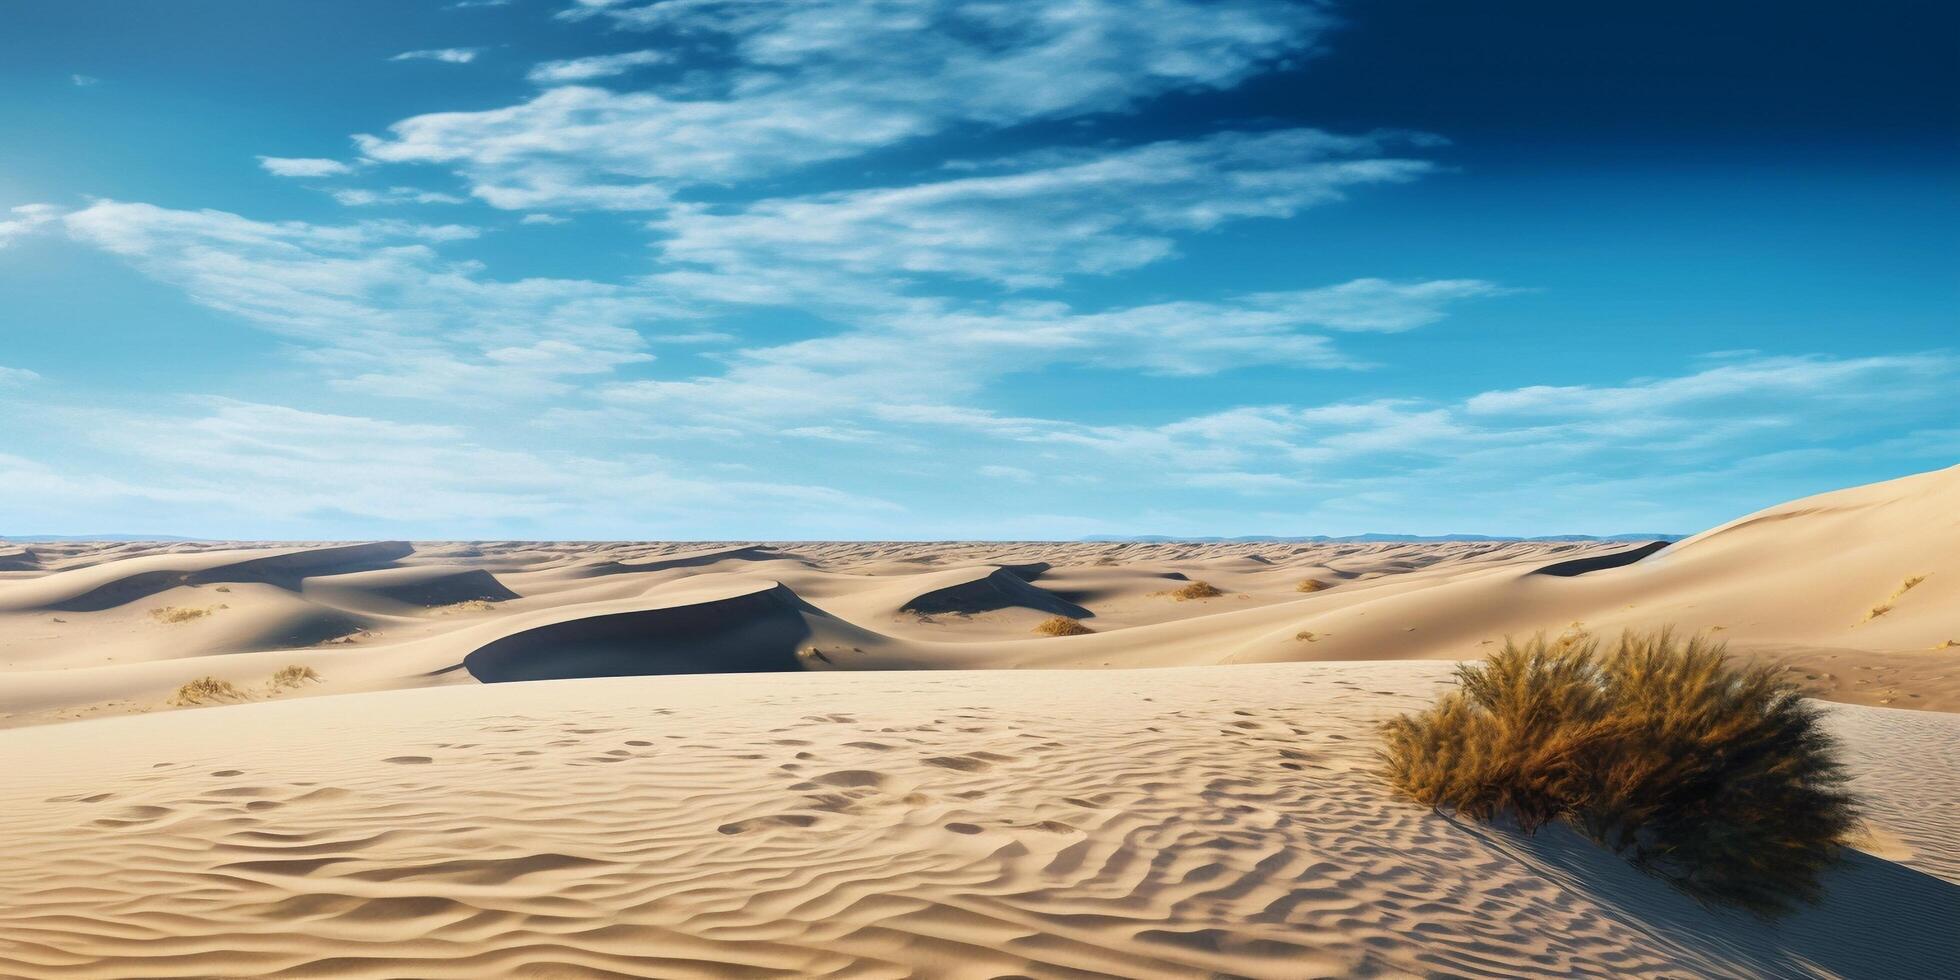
[1296,578,1331,593]
[1936,639,1958,650]
[268,665,322,690]
[1863,574,1927,622]
[1295,630,1318,642]
[1378,628,1860,916]
[171,677,245,706]
[1034,616,1094,637]
[214,585,232,593]
[1169,580,1223,600]
[435,599,498,615]
[150,606,214,624]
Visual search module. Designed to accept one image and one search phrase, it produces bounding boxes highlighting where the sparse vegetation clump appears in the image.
[436,599,498,615]
[171,677,245,706]
[1379,628,1860,915]
[150,605,215,624]
[1034,616,1094,637]
[1296,578,1331,593]
[1863,574,1927,622]
[1169,580,1223,600]
[268,665,322,690]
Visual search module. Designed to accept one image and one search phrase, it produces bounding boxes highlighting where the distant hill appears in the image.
[1080,533,1681,543]
[0,533,200,543]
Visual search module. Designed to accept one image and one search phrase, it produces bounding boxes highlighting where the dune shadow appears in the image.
[1477,821,1960,977]
[462,583,815,682]
[1530,540,1670,578]
[49,541,415,612]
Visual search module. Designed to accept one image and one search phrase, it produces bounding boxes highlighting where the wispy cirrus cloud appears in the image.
[654,130,1439,300]
[257,156,355,178]
[528,49,670,83]
[59,201,689,400]
[361,0,1331,209]
[0,204,63,248]
[391,47,482,64]
[595,278,1501,436]
[4,396,896,537]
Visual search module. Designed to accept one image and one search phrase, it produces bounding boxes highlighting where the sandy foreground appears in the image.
[3,663,1956,979]
[1,466,1956,976]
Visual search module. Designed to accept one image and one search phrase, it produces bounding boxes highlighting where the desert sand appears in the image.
[1,465,1956,977]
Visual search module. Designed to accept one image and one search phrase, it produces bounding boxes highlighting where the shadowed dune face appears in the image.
[463,583,815,682]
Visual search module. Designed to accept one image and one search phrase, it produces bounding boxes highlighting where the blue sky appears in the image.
[1,0,1955,539]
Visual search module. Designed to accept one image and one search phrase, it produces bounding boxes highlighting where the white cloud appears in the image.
[1463,355,1949,416]
[14,396,898,535]
[391,47,482,64]
[528,49,670,84]
[0,365,41,387]
[655,130,1438,297]
[71,74,100,87]
[60,201,685,400]
[0,204,62,248]
[257,156,355,178]
[597,278,1498,434]
[519,213,569,225]
[330,186,468,206]
[361,0,1329,209]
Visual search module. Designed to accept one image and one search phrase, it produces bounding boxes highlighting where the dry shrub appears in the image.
[268,665,322,690]
[436,599,497,614]
[1863,574,1927,622]
[1295,630,1318,642]
[150,606,213,624]
[171,677,245,706]
[1170,580,1223,600]
[1034,616,1093,637]
[1297,578,1331,593]
[1379,628,1859,915]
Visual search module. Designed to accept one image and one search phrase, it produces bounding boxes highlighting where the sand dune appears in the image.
[2,663,1954,979]
[2,466,1956,726]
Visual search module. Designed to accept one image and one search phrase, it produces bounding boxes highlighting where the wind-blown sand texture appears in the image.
[1,466,1956,977]
[2,664,1955,978]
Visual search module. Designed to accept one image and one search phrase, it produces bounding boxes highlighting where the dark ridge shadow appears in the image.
[901,567,1092,619]
[463,583,815,682]
[579,544,801,578]
[369,569,520,606]
[49,541,415,612]
[1471,820,1960,977]
[1531,540,1670,578]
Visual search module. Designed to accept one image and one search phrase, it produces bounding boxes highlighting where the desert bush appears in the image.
[1034,616,1093,637]
[1170,580,1223,600]
[1297,578,1330,593]
[268,664,322,690]
[150,606,213,624]
[1379,628,1859,915]
[171,677,245,706]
